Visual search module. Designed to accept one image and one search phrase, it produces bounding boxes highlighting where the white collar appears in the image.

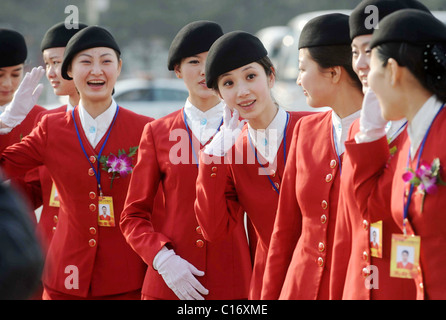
[78,99,118,148]
[407,95,443,159]
[66,101,75,112]
[184,99,224,145]
[332,109,361,156]
[248,107,288,164]
[385,118,407,143]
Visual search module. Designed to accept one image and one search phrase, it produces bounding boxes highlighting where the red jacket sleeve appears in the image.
[119,123,172,267]
[261,120,303,300]
[194,151,245,242]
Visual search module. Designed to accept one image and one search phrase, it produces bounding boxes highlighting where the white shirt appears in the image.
[78,99,118,148]
[407,95,443,160]
[248,107,288,164]
[184,99,224,145]
[332,110,361,156]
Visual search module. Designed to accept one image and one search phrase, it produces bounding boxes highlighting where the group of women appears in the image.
[1,0,446,300]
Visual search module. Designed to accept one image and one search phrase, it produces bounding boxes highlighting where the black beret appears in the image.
[298,13,351,49]
[167,20,223,71]
[205,31,268,88]
[370,9,446,49]
[0,29,27,68]
[349,0,431,40]
[61,26,121,80]
[40,22,88,52]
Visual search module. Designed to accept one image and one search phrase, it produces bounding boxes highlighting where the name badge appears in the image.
[370,220,382,258]
[390,233,421,279]
[98,196,115,227]
[49,182,60,207]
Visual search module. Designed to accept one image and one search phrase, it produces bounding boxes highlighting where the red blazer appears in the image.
[195,111,311,300]
[262,110,342,300]
[1,107,152,298]
[0,105,46,219]
[344,107,446,299]
[33,106,69,252]
[329,119,416,300]
[390,107,446,300]
[120,109,252,300]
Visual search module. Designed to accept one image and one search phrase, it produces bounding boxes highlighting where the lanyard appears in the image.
[332,124,343,175]
[387,120,408,144]
[183,109,224,169]
[248,112,290,195]
[72,106,120,196]
[403,104,444,233]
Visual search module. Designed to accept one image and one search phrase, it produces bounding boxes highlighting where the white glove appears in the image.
[203,105,247,156]
[0,66,45,131]
[153,246,209,300]
[355,88,388,143]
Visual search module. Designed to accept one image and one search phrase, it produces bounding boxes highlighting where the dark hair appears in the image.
[376,42,446,103]
[212,56,275,92]
[307,45,362,91]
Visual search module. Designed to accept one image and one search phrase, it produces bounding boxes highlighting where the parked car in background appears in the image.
[113,77,189,118]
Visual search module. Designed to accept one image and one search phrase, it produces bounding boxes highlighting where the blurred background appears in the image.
[1,0,445,116]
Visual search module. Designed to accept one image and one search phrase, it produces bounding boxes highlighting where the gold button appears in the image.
[196,226,202,235]
[89,204,97,212]
[52,226,56,233]
[362,267,370,277]
[89,192,96,200]
[363,219,369,231]
[53,215,58,223]
[330,160,337,168]
[89,239,96,247]
[211,166,218,173]
[321,200,328,210]
[88,168,95,176]
[318,242,325,252]
[325,173,333,183]
[362,251,369,261]
[196,239,204,248]
[320,214,327,224]
[270,170,276,177]
[89,227,97,235]
[210,173,217,178]
[89,156,96,164]
[419,283,424,289]
[317,257,324,267]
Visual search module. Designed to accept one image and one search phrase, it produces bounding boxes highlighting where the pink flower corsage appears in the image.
[403,158,446,212]
[99,146,138,188]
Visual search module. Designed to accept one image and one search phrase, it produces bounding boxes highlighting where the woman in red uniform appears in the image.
[0,29,46,213]
[33,21,88,253]
[194,31,311,299]
[1,25,152,299]
[359,9,446,299]
[329,0,430,300]
[261,13,363,300]
[120,21,252,300]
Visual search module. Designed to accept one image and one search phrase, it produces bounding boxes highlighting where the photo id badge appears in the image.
[49,182,60,207]
[390,233,421,279]
[370,220,383,258]
[98,196,115,227]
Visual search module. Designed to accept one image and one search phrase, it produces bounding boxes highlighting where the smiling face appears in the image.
[216,61,276,128]
[368,48,404,121]
[67,47,122,106]
[43,47,78,98]
[0,64,24,106]
[174,51,219,109]
[297,48,335,108]
[351,34,372,94]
